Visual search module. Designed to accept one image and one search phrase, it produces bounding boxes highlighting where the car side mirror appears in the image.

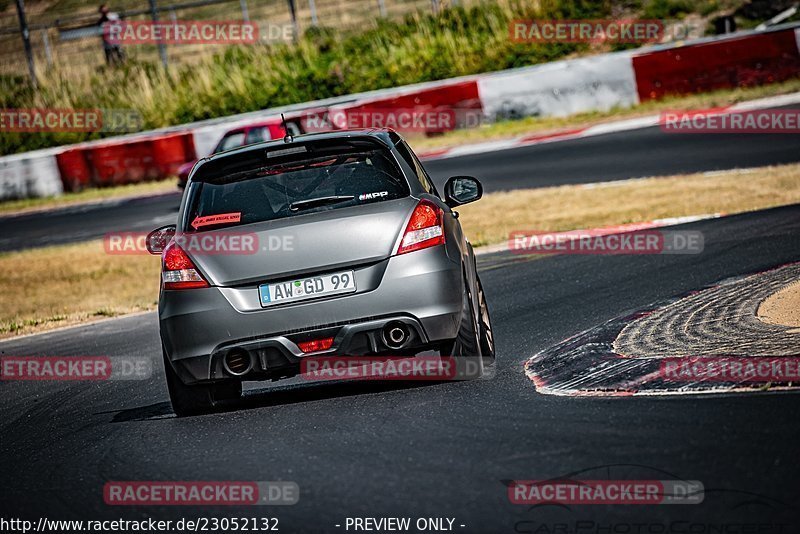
[146,225,176,255]
[443,176,482,207]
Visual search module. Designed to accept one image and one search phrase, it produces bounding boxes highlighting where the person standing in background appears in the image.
[98,4,125,65]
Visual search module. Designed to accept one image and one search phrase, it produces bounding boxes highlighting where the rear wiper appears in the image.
[289,195,354,212]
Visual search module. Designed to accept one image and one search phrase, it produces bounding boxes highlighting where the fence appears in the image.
[0,0,467,79]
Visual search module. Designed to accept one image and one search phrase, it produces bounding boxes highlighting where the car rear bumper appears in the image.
[159,246,463,384]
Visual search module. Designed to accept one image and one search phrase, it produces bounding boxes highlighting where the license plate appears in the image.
[259,270,356,307]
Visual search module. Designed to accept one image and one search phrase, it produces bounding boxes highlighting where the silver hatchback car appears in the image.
[147,129,494,416]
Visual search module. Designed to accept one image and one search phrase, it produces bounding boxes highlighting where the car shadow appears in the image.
[106,379,447,422]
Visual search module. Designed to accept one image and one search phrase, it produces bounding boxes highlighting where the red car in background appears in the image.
[177,118,304,188]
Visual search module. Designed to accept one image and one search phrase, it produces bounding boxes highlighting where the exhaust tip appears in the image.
[382,321,410,350]
[223,349,253,376]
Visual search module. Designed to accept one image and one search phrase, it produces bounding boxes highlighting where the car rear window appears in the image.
[185,148,409,231]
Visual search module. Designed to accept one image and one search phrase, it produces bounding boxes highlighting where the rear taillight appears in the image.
[297,337,334,353]
[396,200,445,255]
[161,240,209,290]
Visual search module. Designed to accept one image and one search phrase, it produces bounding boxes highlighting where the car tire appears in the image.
[162,347,241,417]
[476,275,495,368]
[441,276,484,379]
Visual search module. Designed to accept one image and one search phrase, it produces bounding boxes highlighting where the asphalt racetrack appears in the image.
[3,116,800,252]
[2,202,800,529]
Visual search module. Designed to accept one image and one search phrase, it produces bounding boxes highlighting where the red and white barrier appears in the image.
[477,52,639,120]
[2,23,799,200]
[633,28,800,101]
[54,131,196,193]
[326,80,482,132]
[0,148,63,199]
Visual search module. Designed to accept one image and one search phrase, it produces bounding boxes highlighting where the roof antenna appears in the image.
[281,113,293,143]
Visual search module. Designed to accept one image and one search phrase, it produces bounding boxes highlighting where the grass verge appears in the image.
[1,162,799,338]
[457,164,800,247]
[0,242,160,338]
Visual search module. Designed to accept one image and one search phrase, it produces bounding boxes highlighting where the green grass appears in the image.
[1,0,784,157]
[0,0,672,156]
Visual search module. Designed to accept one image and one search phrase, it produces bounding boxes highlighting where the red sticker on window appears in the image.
[191,212,241,230]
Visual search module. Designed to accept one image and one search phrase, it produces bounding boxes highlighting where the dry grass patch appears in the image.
[458,164,800,247]
[758,281,800,331]
[0,241,160,338]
